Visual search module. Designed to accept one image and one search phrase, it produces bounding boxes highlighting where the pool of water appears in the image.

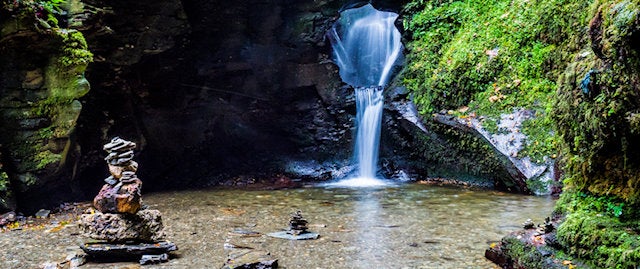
[149,183,554,268]
[0,183,556,268]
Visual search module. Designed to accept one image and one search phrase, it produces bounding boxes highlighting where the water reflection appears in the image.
[135,184,555,269]
[352,190,387,266]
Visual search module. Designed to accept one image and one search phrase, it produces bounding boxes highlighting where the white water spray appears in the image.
[327,4,403,187]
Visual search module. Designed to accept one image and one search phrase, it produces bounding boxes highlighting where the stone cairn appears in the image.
[287,210,309,236]
[78,137,176,264]
[267,210,319,240]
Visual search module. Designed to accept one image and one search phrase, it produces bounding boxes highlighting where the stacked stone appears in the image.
[287,211,309,236]
[93,138,142,214]
[79,137,172,248]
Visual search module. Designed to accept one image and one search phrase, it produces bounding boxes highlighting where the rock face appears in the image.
[71,0,357,194]
[1,0,540,212]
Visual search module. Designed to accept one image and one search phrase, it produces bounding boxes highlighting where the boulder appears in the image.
[78,209,165,242]
[92,178,142,214]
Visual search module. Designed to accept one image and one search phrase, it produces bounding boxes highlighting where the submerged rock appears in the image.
[222,250,278,269]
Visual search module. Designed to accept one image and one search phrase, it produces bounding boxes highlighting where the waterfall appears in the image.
[328,4,403,186]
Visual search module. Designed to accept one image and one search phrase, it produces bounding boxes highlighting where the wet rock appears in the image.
[103,137,137,166]
[22,69,44,89]
[224,239,254,250]
[78,209,166,242]
[522,219,535,229]
[40,262,59,269]
[222,250,278,269]
[536,217,554,235]
[484,244,507,266]
[0,211,17,226]
[287,211,309,235]
[35,209,51,218]
[486,216,569,268]
[64,248,87,268]
[108,161,138,179]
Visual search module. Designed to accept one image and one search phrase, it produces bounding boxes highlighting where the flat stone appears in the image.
[222,250,278,269]
[140,253,169,265]
[81,241,177,261]
[78,209,165,242]
[108,161,138,179]
[266,231,319,240]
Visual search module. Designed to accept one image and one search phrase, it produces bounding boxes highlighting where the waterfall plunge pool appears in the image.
[1,183,555,268]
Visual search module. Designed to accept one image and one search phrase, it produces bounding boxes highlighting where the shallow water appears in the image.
[0,183,555,268]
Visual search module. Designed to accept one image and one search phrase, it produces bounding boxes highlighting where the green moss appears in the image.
[1,0,67,28]
[412,119,510,187]
[1,2,92,175]
[553,0,640,202]
[556,190,640,268]
[501,236,566,269]
[403,0,592,163]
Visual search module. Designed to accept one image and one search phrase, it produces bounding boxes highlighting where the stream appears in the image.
[0,183,555,268]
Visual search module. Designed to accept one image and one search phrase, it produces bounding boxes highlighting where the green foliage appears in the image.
[56,29,93,68]
[35,151,61,169]
[2,0,67,27]
[556,190,640,268]
[402,0,592,162]
[501,236,567,269]
[0,171,8,192]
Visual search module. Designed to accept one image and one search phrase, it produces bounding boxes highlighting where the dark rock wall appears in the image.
[72,0,355,197]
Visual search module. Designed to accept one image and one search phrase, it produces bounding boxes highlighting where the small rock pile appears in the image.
[78,137,176,263]
[287,210,309,236]
[267,210,319,240]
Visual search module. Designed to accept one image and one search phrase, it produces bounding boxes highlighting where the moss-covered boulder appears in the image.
[0,0,92,212]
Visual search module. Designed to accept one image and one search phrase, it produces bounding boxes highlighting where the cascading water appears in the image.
[327,4,403,187]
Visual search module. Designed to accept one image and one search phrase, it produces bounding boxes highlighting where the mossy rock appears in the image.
[553,0,640,202]
[0,3,92,195]
[555,190,640,268]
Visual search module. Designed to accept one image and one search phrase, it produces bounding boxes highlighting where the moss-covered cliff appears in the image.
[402,0,640,267]
[0,0,92,212]
[552,0,640,267]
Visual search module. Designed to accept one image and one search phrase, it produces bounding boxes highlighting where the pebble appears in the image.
[35,209,51,219]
